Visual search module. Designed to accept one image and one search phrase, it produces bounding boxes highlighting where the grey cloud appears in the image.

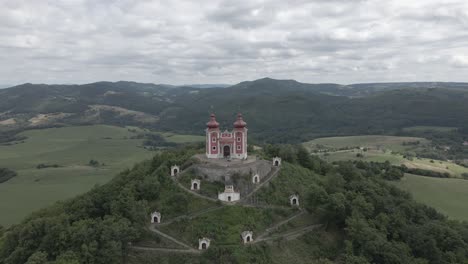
[0,0,468,85]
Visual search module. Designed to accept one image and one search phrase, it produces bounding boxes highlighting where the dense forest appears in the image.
[1,145,468,263]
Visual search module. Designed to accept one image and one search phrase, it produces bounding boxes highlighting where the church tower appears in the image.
[205,113,248,159]
[206,113,220,158]
[232,113,248,159]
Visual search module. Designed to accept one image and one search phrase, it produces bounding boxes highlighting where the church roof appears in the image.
[233,113,247,128]
[206,113,220,128]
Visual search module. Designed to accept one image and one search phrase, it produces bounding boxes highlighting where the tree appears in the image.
[25,252,47,264]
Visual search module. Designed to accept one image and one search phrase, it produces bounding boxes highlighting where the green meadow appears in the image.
[304,135,429,152]
[0,125,203,227]
[393,174,468,221]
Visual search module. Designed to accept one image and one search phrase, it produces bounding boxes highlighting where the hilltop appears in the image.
[1,146,468,263]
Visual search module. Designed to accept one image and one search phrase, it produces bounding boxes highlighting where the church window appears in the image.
[212,146,216,150]
[212,137,216,142]
[237,137,241,142]
[237,145,241,150]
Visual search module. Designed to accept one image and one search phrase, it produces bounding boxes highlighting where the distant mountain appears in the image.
[181,84,231,89]
[1,78,467,143]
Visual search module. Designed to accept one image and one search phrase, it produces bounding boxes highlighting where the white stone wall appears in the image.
[218,191,240,202]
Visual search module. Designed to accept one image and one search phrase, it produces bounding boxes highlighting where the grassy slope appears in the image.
[159,206,294,246]
[256,162,323,206]
[0,125,201,227]
[393,174,468,221]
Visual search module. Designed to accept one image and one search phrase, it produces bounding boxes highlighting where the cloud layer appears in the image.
[1,0,468,85]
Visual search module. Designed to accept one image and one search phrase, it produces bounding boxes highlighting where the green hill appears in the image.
[2,147,468,264]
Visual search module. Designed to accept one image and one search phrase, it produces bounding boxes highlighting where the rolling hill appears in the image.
[1,78,468,144]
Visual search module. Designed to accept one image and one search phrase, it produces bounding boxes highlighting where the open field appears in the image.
[304,135,429,152]
[159,132,204,144]
[393,174,468,221]
[0,125,201,227]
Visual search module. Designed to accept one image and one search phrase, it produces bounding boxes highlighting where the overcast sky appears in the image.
[1,0,468,85]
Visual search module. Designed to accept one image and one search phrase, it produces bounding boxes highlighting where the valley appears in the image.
[0,124,203,227]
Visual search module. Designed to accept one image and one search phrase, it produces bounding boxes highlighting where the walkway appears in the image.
[254,224,322,243]
[241,166,280,202]
[256,210,305,240]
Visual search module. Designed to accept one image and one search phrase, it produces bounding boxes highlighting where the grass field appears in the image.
[304,135,429,152]
[393,174,468,221]
[0,125,201,227]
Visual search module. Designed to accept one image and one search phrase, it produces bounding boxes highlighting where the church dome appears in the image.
[206,113,219,128]
[233,113,247,128]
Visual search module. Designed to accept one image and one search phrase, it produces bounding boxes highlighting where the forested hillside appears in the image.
[1,78,468,144]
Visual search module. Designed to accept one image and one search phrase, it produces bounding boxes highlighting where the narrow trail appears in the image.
[241,166,280,202]
[159,205,225,226]
[148,224,196,250]
[254,224,322,243]
[131,246,200,254]
[172,174,218,202]
[241,204,292,210]
[256,210,305,240]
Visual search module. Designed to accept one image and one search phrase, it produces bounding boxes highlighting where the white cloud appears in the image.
[0,0,468,85]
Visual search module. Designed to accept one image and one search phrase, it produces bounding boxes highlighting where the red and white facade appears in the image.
[206,113,248,159]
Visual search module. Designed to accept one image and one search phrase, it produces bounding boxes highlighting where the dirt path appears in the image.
[172,176,219,202]
[254,224,321,243]
[256,210,305,240]
[160,205,225,226]
[241,166,280,202]
[131,246,200,254]
[148,225,196,250]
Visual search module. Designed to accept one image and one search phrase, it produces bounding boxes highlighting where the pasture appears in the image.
[393,174,468,221]
[0,125,202,227]
[304,135,429,152]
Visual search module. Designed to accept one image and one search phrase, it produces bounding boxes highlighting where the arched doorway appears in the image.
[274,160,279,166]
[253,176,259,183]
[202,243,207,249]
[223,145,230,157]
[153,216,158,223]
[193,183,198,190]
[173,168,178,175]
[292,198,297,205]
[246,236,251,242]
[228,196,232,202]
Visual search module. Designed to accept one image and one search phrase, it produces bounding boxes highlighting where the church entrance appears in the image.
[223,145,230,157]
